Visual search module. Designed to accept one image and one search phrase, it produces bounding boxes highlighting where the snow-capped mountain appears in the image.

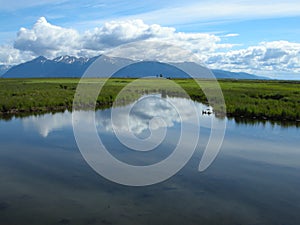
[53,55,90,64]
[2,55,98,78]
[2,55,269,79]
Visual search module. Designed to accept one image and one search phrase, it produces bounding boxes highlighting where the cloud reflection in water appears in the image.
[23,95,215,138]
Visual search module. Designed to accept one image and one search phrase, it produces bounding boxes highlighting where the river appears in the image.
[0,94,299,225]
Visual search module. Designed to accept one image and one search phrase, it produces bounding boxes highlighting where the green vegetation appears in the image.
[179,79,300,121]
[0,78,299,123]
[223,80,300,121]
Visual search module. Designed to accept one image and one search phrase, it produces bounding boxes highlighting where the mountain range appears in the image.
[1,55,269,79]
[0,65,12,76]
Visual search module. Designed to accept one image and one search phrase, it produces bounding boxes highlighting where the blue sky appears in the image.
[0,0,300,79]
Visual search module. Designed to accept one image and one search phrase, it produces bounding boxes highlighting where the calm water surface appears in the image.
[0,95,299,225]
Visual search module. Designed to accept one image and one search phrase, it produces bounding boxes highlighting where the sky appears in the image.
[0,0,300,79]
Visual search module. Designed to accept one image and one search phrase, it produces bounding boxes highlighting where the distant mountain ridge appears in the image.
[212,69,269,80]
[2,55,270,80]
[0,65,12,76]
[2,56,98,78]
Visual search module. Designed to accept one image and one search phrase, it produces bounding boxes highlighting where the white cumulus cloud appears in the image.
[82,19,175,49]
[0,45,34,65]
[205,41,300,73]
[12,17,228,59]
[0,17,299,78]
[14,17,80,58]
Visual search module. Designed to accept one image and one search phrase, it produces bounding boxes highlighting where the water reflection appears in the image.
[0,95,299,225]
[23,111,72,137]
[231,116,300,128]
[22,94,215,138]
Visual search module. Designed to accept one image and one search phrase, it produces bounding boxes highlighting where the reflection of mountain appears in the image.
[3,55,269,79]
[22,95,215,137]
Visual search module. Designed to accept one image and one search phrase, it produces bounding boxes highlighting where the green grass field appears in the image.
[0,78,299,122]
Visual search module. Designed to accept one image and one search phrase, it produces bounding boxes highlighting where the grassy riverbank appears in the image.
[0,78,299,122]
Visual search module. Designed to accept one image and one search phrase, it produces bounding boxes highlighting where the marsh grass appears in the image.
[0,78,299,122]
